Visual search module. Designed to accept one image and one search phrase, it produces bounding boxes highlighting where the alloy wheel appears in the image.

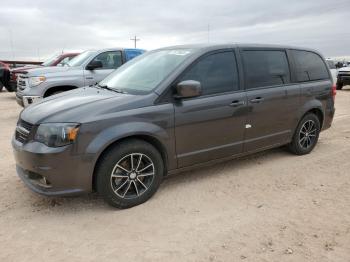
[299,120,317,149]
[110,153,155,199]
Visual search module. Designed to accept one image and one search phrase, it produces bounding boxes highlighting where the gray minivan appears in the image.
[12,44,336,208]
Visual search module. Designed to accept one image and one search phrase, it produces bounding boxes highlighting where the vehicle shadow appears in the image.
[32,147,291,212]
[339,86,350,91]
[0,91,16,99]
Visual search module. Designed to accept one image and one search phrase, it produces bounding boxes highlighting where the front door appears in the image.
[240,49,300,152]
[84,51,123,86]
[174,50,247,168]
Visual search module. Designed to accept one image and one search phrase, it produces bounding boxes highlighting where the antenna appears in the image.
[130,35,140,48]
[207,24,210,43]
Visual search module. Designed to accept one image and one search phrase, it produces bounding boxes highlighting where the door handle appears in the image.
[229,100,245,107]
[250,97,264,103]
[85,76,94,80]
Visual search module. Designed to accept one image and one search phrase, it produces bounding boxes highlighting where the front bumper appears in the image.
[12,137,94,196]
[337,75,350,85]
[16,92,42,107]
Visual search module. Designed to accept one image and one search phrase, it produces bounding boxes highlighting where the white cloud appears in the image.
[0,0,349,60]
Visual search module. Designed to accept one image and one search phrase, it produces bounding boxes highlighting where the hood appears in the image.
[24,66,74,76]
[20,87,152,124]
[339,67,350,72]
[12,65,42,74]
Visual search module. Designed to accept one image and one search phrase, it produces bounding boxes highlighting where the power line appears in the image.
[130,35,140,48]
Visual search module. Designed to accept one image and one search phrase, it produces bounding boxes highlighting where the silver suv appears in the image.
[16,48,145,107]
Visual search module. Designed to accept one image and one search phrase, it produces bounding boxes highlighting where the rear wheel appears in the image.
[336,82,343,90]
[96,139,164,208]
[288,113,320,155]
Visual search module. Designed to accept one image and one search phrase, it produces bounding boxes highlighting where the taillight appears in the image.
[331,84,336,101]
[11,73,17,81]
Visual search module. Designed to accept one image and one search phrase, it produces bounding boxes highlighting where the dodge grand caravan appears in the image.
[12,44,335,208]
[16,48,145,107]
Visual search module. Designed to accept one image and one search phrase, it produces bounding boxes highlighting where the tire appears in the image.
[4,84,15,92]
[96,139,164,208]
[0,81,3,92]
[336,82,343,90]
[288,113,320,155]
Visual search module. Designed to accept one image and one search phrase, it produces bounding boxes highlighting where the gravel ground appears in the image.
[0,88,349,262]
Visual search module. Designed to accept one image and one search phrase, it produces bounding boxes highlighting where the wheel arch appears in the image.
[43,85,79,97]
[306,108,324,129]
[91,134,169,191]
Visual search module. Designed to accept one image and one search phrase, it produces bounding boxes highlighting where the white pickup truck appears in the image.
[337,66,350,90]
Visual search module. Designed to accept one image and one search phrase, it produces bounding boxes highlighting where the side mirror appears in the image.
[86,60,103,70]
[174,80,202,99]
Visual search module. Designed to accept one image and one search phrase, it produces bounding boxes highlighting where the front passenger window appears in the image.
[91,51,123,70]
[179,51,239,95]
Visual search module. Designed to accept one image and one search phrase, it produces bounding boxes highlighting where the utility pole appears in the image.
[130,35,140,48]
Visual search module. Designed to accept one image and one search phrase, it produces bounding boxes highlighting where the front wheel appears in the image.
[288,113,320,155]
[96,139,164,208]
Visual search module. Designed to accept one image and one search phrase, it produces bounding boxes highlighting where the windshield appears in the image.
[99,49,194,95]
[41,54,60,66]
[66,51,95,67]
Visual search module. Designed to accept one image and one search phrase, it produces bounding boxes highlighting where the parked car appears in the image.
[0,61,11,92]
[12,44,335,208]
[326,59,338,84]
[336,66,350,90]
[8,52,79,92]
[16,48,145,107]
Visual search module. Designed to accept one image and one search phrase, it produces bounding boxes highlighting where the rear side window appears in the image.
[125,49,145,61]
[242,50,291,89]
[292,50,329,82]
[180,51,239,95]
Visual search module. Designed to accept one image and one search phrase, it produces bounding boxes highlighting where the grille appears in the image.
[15,119,34,143]
[17,75,28,91]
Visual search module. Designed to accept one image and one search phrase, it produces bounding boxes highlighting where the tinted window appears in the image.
[242,50,290,89]
[180,51,239,95]
[125,49,145,61]
[292,50,329,81]
[91,51,122,70]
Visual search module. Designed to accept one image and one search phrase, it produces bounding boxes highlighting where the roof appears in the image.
[85,48,146,53]
[157,43,322,54]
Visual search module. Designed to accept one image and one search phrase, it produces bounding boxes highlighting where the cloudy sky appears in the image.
[0,0,349,61]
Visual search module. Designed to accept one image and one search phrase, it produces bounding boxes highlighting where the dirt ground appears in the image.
[0,88,349,262]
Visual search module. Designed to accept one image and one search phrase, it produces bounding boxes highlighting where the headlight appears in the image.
[29,76,46,87]
[34,123,80,147]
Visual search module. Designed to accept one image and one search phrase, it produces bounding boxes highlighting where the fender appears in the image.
[86,121,176,170]
[294,98,324,133]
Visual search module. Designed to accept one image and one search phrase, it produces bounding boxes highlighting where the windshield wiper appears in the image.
[96,84,127,94]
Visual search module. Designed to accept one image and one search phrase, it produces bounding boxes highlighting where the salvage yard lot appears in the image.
[0,89,350,261]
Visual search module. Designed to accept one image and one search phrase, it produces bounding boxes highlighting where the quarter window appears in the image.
[242,50,291,89]
[179,51,239,95]
[91,51,123,70]
[292,50,329,82]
